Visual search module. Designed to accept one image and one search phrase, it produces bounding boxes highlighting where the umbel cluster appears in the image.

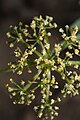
[5,16,80,120]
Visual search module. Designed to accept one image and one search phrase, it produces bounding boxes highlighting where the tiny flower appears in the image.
[51,99,55,104]
[50,60,55,65]
[54,112,58,116]
[39,36,43,40]
[64,36,69,41]
[45,43,50,49]
[12,92,16,96]
[10,78,13,82]
[44,20,48,25]
[31,95,35,100]
[44,69,49,74]
[49,16,53,21]
[59,28,64,33]
[13,101,16,104]
[21,80,25,85]
[31,20,36,29]
[62,33,66,38]
[57,97,61,102]
[57,57,62,63]
[28,70,32,73]
[66,52,73,58]
[6,84,9,87]
[54,44,61,55]
[54,106,59,110]
[6,32,11,38]
[78,75,80,81]
[51,116,54,120]
[75,49,79,55]
[51,79,55,84]
[65,25,69,29]
[17,70,22,75]
[42,49,46,55]
[42,78,47,84]
[74,65,79,69]
[43,94,46,98]
[47,32,51,36]
[41,105,44,109]
[49,91,52,96]
[34,106,38,111]
[38,112,43,118]
[41,99,45,103]
[71,35,77,42]
[54,85,59,89]
[53,23,57,28]
[9,43,14,48]
[68,45,72,50]
[8,87,14,92]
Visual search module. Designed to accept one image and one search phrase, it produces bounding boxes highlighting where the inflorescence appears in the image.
[6,16,80,120]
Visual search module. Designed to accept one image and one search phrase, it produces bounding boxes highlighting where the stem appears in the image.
[34,50,42,57]
[67,61,80,66]
[0,68,12,72]
[12,81,22,90]
[61,40,78,50]
[20,37,43,57]
[46,69,51,103]
[23,69,42,91]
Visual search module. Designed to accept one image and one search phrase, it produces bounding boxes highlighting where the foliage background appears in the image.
[0,0,80,120]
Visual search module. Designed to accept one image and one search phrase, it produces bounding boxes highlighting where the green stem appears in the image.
[46,69,51,103]
[12,81,22,90]
[67,61,80,66]
[20,37,42,57]
[23,69,42,91]
[0,68,12,72]
[31,83,40,92]
[34,50,42,57]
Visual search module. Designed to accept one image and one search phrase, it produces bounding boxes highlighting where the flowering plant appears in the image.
[4,16,80,120]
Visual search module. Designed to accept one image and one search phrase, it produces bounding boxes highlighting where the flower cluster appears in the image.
[61,71,80,97]
[6,78,36,105]
[6,16,80,120]
[8,47,36,75]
